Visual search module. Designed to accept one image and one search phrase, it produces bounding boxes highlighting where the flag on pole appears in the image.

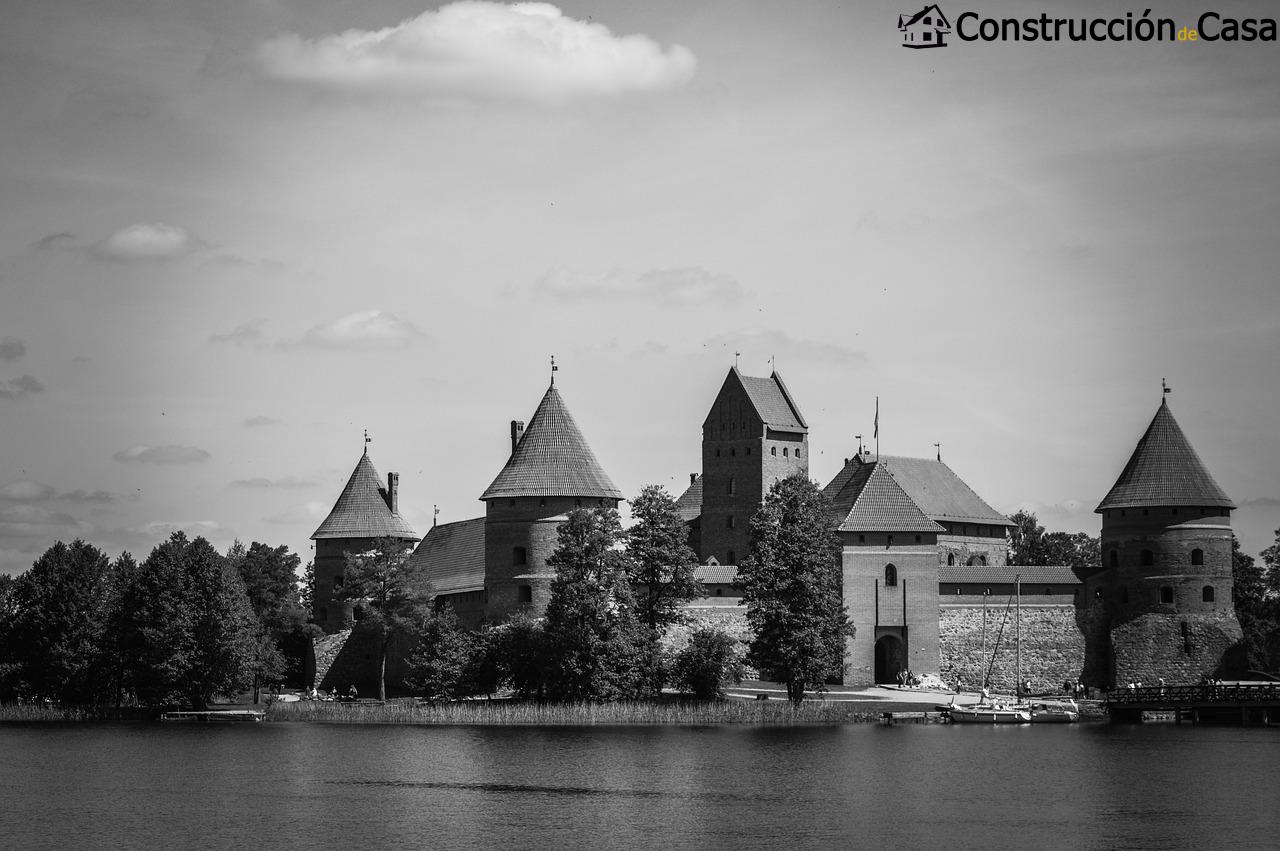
[874,396,879,439]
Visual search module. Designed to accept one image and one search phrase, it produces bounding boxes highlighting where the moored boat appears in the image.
[1029,700,1080,723]
[948,703,1030,724]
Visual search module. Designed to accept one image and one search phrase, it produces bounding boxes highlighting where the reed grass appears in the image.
[266,698,881,726]
[0,703,100,722]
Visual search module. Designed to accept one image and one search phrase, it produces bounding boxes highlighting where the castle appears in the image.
[306,368,1244,692]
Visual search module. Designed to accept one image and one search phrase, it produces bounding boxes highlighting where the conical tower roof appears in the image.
[312,451,419,540]
[480,384,622,501]
[1095,398,1234,512]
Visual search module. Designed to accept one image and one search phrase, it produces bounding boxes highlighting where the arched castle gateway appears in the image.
[312,371,1244,692]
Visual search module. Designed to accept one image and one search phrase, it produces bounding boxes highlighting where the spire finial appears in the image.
[550,354,558,387]
[433,504,439,528]
[934,441,942,462]
[1162,377,1171,398]
[734,351,740,369]
[363,429,371,455]
[770,354,776,373]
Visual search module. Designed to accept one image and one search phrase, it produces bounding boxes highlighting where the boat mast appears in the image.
[981,590,988,691]
[1015,573,1022,699]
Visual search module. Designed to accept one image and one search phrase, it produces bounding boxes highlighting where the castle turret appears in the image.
[480,380,622,619]
[1094,395,1242,684]
[311,447,419,633]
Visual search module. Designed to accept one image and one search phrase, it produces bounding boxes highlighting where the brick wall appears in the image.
[841,534,940,685]
[939,602,1086,693]
[1111,612,1244,684]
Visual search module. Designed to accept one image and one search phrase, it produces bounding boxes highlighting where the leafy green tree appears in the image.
[340,536,430,701]
[230,541,313,697]
[3,541,115,705]
[406,606,475,700]
[738,473,852,706]
[1233,534,1280,672]
[1260,528,1280,598]
[491,611,547,700]
[626,485,704,633]
[1007,510,1046,566]
[0,574,19,700]
[672,627,745,700]
[541,508,647,701]
[1041,531,1100,570]
[119,533,258,709]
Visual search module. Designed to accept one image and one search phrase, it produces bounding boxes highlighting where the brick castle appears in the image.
[306,368,1244,692]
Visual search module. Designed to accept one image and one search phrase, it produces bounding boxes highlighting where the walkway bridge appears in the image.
[1107,682,1280,725]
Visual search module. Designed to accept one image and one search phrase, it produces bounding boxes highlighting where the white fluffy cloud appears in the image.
[0,375,44,399]
[93,223,200,262]
[257,2,696,102]
[297,310,425,350]
[112,445,211,465]
[0,480,57,502]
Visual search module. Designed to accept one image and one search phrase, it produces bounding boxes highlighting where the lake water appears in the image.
[2,721,1278,850]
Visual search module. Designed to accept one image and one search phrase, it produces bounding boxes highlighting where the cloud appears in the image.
[295,310,425,351]
[58,489,117,504]
[532,267,743,305]
[210,319,268,347]
[264,501,330,525]
[230,476,318,490]
[0,480,57,502]
[33,232,77,251]
[243,415,281,428]
[0,375,45,399]
[702,330,867,365]
[112,445,211,465]
[92,223,202,262]
[0,338,26,362]
[257,1,696,102]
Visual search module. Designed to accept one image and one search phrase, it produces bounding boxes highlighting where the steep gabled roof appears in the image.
[409,517,485,595]
[311,452,419,541]
[827,461,945,533]
[901,4,950,29]
[939,564,1084,585]
[675,474,703,522]
[1096,398,1234,512]
[480,384,623,501]
[737,369,808,432]
[874,455,1015,527]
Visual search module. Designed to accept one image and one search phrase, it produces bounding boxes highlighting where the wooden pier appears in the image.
[159,710,265,724]
[1106,682,1280,725]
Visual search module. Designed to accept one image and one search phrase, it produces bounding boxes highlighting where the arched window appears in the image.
[518,585,533,603]
[1109,550,1118,568]
[979,555,988,566]
[1202,585,1215,603]
[1191,548,1204,566]
[1160,586,1174,604]
[727,477,736,496]
[884,564,898,587]
[947,553,955,566]
[1141,550,1154,566]
[771,447,777,456]
[783,447,789,457]
[513,546,527,566]
[727,515,735,529]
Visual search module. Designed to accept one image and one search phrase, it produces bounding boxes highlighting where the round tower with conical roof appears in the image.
[1094,395,1243,684]
[310,447,420,633]
[480,379,623,621]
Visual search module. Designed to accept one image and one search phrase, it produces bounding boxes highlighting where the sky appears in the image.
[2,0,1278,575]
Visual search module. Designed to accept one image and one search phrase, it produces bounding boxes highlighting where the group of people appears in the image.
[895,670,922,688]
[301,685,360,702]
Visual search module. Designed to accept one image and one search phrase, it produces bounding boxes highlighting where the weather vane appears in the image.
[934,441,942,462]
[734,351,741,368]
[551,354,558,386]
[363,429,371,454]
[1162,377,1171,396]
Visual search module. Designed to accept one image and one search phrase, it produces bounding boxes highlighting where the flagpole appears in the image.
[874,396,880,461]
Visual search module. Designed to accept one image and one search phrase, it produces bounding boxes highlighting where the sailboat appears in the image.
[949,574,1031,724]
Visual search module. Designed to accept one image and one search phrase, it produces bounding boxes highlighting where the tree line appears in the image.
[0,534,314,710]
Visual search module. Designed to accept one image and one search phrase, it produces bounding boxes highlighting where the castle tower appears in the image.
[699,368,808,565]
[827,460,945,684]
[310,447,419,633]
[1094,395,1242,684]
[480,380,622,620]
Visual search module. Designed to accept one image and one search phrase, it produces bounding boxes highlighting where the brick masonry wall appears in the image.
[938,532,1008,567]
[1111,612,1244,685]
[939,602,1086,693]
[842,538,940,685]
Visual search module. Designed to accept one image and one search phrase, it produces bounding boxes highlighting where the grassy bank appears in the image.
[266,698,883,726]
[0,703,101,722]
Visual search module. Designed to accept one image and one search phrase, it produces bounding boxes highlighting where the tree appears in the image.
[405,606,475,701]
[232,541,310,698]
[3,541,115,705]
[626,485,704,634]
[541,508,647,702]
[1233,534,1280,672]
[1041,531,1100,570]
[118,533,258,709]
[738,473,852,706]
[1260,528,1280,598]
[339,536,430,701]
[1008,510,1046,565]
[672,627,745,700]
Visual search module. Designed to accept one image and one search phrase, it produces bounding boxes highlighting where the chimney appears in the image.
[510,420,525,455]
[690,473,698,485]
[386,472,399,513]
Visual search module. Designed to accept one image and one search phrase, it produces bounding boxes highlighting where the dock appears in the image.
[159,710,265,724]
[1107,682,1280,725]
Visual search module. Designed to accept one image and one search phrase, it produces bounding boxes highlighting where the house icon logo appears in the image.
[899,4,951,48]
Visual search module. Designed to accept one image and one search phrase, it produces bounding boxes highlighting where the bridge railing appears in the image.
[1107,683,1280,705]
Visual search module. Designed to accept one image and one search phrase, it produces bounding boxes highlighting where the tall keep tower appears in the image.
[480,379,622,620]
[310,447,420,633]
[699,368,808,565]
[1094,395,1243,684]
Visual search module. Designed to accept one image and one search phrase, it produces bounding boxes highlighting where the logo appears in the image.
[899,4,952,48]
